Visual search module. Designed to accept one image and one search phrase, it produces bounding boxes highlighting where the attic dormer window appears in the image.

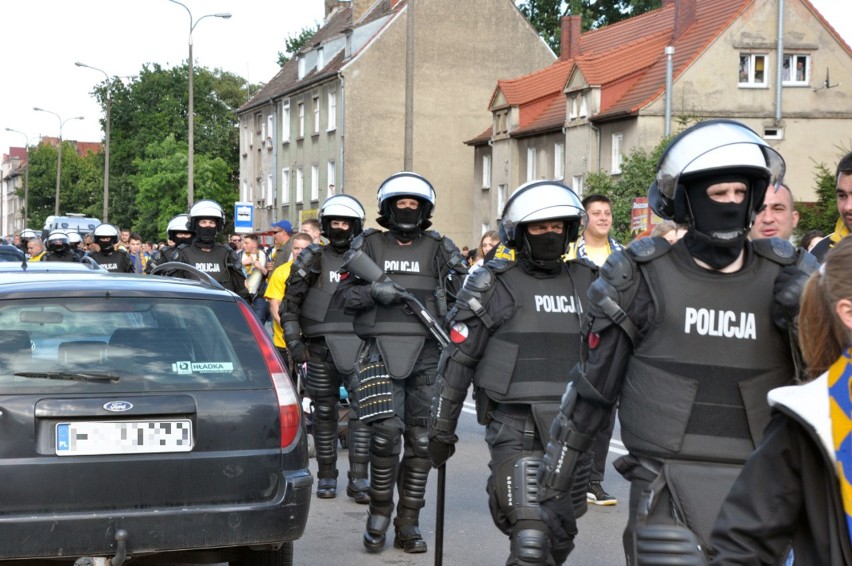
[317,47,325,71]
[297,56,306,80]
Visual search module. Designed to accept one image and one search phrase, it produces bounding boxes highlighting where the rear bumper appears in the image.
[0,469,312,560]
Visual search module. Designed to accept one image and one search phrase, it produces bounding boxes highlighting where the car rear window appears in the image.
[0,297,271,393]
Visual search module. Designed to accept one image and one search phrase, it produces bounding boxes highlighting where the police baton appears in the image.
[435,463,446,566]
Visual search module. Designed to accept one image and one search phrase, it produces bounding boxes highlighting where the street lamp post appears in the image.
[168,0,231,208]
[33,107,84,216]
[4,128,35,230]
[75,61,112,223]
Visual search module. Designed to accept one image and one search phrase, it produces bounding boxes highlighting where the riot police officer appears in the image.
[88,224,134,272]
[145,213,194,274]
[428,181,595,565]
[19,228,40,258]
[66,231,85,260]
[281,195,370,502]
[42,230,81,262]
[537,120,817,563]
[175,200,247,296]
[337,172,466,554]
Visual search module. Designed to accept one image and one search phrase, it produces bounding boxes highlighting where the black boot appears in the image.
[363,509,392,553]
[347,418,371,504]
[316,476,337,499]
[393,515,427,553]
[362,430,398,553]
[312,398,339,499]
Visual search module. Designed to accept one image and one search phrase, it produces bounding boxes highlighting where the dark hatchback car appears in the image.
[0,263,311,565]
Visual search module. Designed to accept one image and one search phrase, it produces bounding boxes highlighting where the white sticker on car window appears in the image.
[172,361,234,374]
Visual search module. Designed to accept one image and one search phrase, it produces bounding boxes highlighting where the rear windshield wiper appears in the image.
[14,371,120,383]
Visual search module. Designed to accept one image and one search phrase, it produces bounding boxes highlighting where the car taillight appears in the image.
[239,301,302,448]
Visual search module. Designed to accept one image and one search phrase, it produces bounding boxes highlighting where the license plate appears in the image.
[55,420,193,456]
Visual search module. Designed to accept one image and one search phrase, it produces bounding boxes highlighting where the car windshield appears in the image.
[0,297,268,393]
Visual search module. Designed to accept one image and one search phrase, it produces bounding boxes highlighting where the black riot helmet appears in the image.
[376,172,436,234]
[319,194,366,250]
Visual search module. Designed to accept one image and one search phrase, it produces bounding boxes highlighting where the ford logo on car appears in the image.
[103,401,133,413]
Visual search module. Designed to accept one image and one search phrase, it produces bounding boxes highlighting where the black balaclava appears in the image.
[377,197,430,242]
[97,238,115,253]
[327,220,353,252]
[173,233,195,248]
[194,220,218,248]
[518,224,568,275]
[681,174,752,269]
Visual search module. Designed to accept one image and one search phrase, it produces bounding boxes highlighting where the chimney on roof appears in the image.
[662,0,675,8]
[673,0,696,40]
[352,0,371,23]
[560,15,581,61]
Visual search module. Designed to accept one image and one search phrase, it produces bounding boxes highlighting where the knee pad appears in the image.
[306,358,339,398]
[313,401,338,424]
[490,455,544,527]
[404,426,430,459]
[511,528,550,566]
[371,426,401,458]
[348,419,371,464]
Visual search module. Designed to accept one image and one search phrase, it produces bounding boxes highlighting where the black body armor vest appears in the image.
[619,246,794,464]
[89,250,132,273]
[473,262,592,404]
[353,231,443,379]
[300,247,362,373]
[180,244,233,288]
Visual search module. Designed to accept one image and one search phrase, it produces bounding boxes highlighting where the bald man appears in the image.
[749,183,799,241]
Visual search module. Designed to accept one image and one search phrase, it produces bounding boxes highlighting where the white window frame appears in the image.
[569,97,578,119]
[281,168,290,205]
[267,173,275,204]
[317,47,324,70]
[526,148,537,181]
[296,168,304,203]
[281,101,290,143]
[297,57,306,80]
[579,96,588,118]
[327,161,336,195]
[554,143,565,180]
[763,127,784,140]
[782,53,810,86]
[497,184,508,216]
[482,154,491,189]
[242,180,248,202]
[311,164,319,201]
[297,103,305,138]
[313,96,320,134]
[266,115,274,147]
[327,91,337,131]
[739,53,769,88]
[612,133,624,174]
[572,175,584,196]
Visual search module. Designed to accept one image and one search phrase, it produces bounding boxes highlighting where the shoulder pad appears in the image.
[484,257,513,273]
[599,250,638,292]
[795,247,820,275]
[625,236,671,263]
[439,234,457,252]
[350,232,369,251]
[751,237,797,266]
[293,243,322,276]
[422,229,442,241]
[465,265,496,293]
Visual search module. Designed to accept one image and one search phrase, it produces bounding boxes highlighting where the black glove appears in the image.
[773,264,809,330]
[539,495,577,563]
[370,280,407,306]
[288,340,309,365]
[427,437,456,468]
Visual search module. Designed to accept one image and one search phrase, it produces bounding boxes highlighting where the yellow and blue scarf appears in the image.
[829,346,852,542]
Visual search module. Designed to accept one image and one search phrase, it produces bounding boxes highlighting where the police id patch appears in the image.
[450,322,469,343]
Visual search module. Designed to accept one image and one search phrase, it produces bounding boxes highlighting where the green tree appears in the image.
[277,25,319,66]
[22,142,102,230]
[583,137,670,244]
[516,0,661,52]
[88,63,249,232]
[131,135,235,242]
[796,161,841,238]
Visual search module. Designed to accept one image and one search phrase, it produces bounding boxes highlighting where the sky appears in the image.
[1,0,850,160]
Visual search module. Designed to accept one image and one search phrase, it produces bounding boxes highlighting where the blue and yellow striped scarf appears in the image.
[829,345,852,542]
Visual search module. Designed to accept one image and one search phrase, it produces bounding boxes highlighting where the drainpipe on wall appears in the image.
[775,0,785,124]
[664,46,675,137]
[338,72,345,193]
[269,98,278,226]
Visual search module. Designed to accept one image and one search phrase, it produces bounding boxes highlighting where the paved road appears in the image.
[294,395,630,565]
